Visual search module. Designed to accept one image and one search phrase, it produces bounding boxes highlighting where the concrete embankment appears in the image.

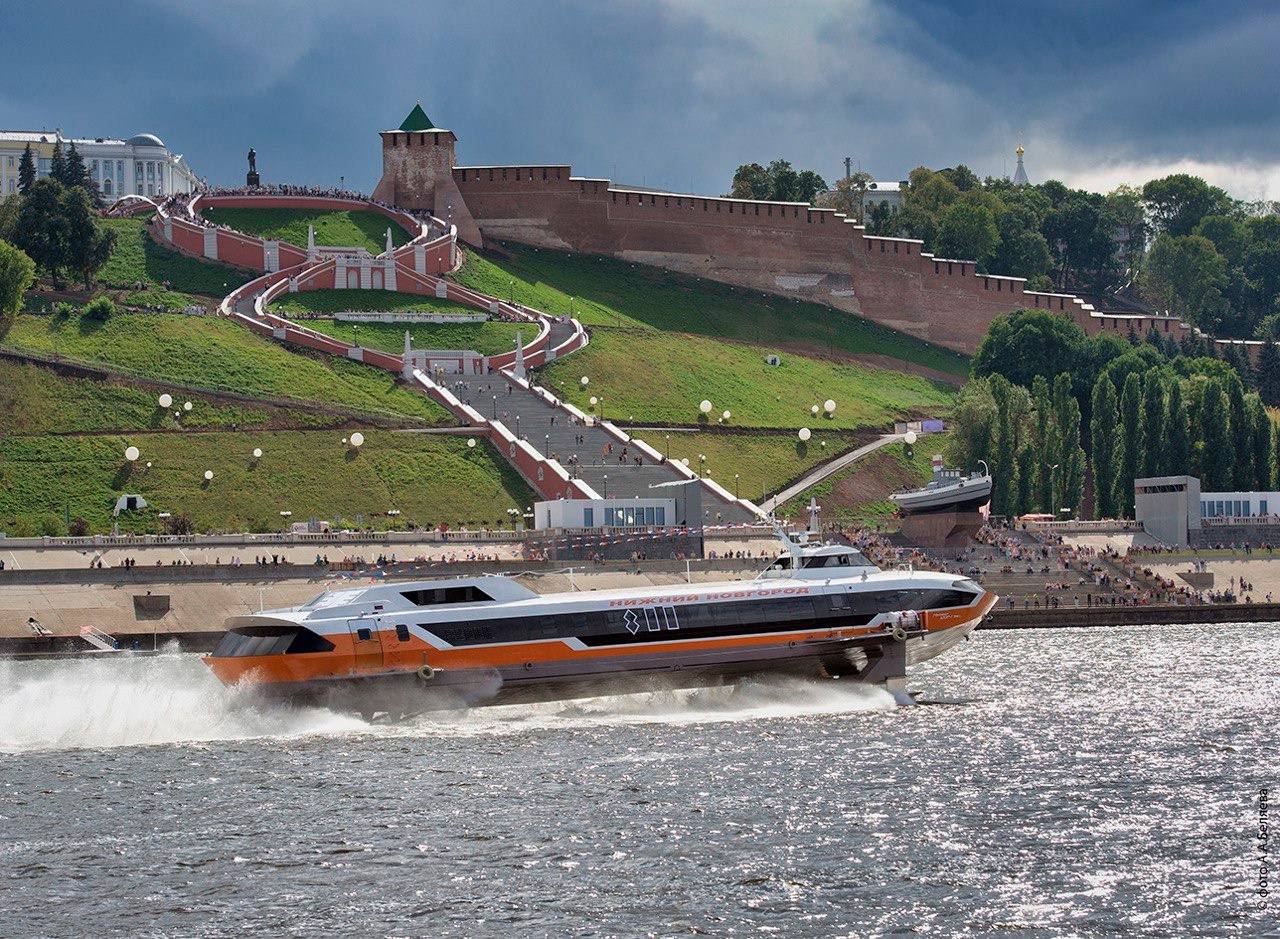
[984,603,1280,629]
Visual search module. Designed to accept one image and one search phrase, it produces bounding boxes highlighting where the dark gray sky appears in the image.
[5,1,1278,199]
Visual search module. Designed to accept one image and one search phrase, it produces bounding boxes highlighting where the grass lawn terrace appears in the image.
[540,328,955,431]
[454,241,969,378]
[199,207,411,257]
[0,431,533,535]
[3,312,454,425]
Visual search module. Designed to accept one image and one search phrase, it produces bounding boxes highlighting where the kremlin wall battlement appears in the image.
[370,118,1165,355]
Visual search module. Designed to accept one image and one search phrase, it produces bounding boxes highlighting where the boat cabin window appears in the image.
[401,585,495,606]
[800,551,871,569]
[763,556,794,574]
[213,626,335,657]
[395,624,411,642]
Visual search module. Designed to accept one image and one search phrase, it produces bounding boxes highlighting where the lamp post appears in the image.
[599,395,605,422]
[515,414,521,438]
[544,434,550,457]
[664,434,670,459]
[735,473,740,499]
[603,474,608,498]
[698,454,706,477]
[352,323,359,348]
[492,395,497,419]
[509,280,515,304]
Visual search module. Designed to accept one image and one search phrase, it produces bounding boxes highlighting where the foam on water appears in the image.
[0,651,364,754]
[391,674,899,739]
[0,651,898,753]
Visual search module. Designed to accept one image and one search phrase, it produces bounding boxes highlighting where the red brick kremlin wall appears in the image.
[372,128,1118,355]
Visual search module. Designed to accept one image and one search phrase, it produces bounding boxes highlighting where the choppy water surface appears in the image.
[1,624,1275,937]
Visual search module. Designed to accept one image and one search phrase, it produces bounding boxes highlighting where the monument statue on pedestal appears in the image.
[246,147,260,188]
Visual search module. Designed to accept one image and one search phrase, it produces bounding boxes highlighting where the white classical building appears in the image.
[0,129,200,199]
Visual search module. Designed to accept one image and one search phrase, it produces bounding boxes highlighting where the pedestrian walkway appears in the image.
[448,374,757,523]
[759,433,903,513]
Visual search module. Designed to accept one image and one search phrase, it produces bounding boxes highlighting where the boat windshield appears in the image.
[757,549,875,578]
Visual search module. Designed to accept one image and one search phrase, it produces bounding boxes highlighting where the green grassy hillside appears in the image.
[99,217,251,296]
[778,443,934,522]
[199,207,410,256]
[4,312,453,424]
[638,429,870,502]
[269,289,478,317]
[298,319,525,357]
[540,327,953,430]
[0,430,533,535]
[454,242,969,378]
[0,360,339,433]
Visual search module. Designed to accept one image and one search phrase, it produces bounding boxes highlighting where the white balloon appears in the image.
[580,376,589,385]
[824,399,836,413]
[157,393,173,408]
[722,410,731,420]
[798,428,812,441]
[811,404,820,414]
[204,470,214,481]
[350,432,365,447]
[341,437,348,445]
[681,458,689,466]
[467,438,476,448]
[589,396,598,406]
[252,448,263,458]
[700,400,712,413]
[183,401,193,412]
[124,446,139,462]
[904,431,918,445]
[145,462,152,468]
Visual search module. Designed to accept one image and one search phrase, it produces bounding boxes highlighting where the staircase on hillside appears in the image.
[449,373,755,523]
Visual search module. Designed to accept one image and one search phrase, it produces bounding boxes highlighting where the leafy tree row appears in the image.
[956,308,1274,518]
[728,159,827,204]
[0,177,116,290]
[16,139,101,206]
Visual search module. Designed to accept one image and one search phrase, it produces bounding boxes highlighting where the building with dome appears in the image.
[0,128,200,199]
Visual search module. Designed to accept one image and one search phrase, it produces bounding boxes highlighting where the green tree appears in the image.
[1143,173,1234,238]
[1054,372,1085,517]
[18,144,36,195]
[1090,373,1120,517]
[767,159,799,202]
[1249,393,1273,490]
[944,377,998,473]
[82,295,115,321]
[990,377,1019,516]
[1198,379,1234,490]
[935,202,1000,269]
[730,163,770,200]
[1165,379,1191,475]
[1014,442,1036,517]
[1257,341,1280,406]
[795,170,828,204]
[993,205,1051,281]
[1226,375,1250,489]
[1145,233,1230,328]
[1117,372,1142,515]
[63,185,115,290]
[820,171,873,221]
[0,238,36,335]
[972,308,1086,390]
[49,139,67,186]
[12,177,70,284]
[942,164,981,191]
[1031,374,1053,511]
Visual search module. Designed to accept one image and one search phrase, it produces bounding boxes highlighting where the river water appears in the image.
[1,624,1275,938]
